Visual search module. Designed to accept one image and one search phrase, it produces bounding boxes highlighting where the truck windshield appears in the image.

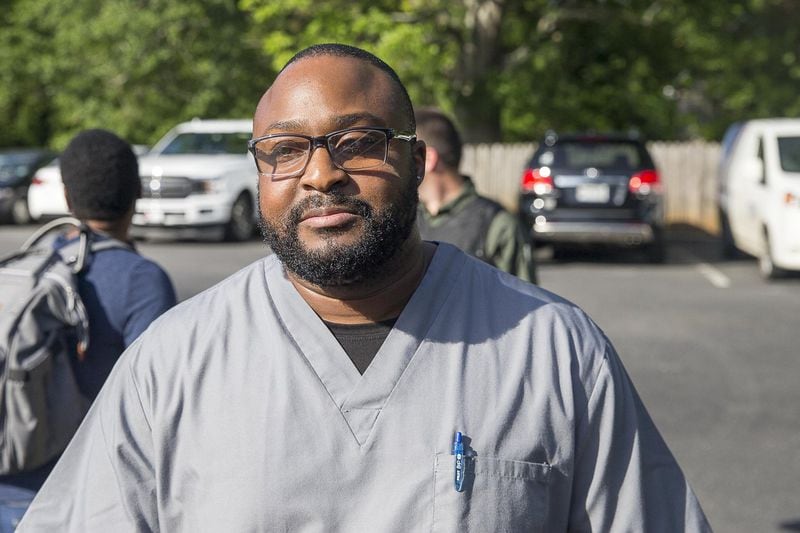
[159,132,251,155]
[777,137,800,173]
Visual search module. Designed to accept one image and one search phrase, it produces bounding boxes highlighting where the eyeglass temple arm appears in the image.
[393,132,416,142]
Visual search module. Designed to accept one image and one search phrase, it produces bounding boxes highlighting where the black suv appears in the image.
[518,132,665,262]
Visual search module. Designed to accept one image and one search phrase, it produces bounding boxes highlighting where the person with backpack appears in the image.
[415,107,538,284]
[0,129,176,490]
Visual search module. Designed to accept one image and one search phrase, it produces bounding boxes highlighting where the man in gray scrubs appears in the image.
[19,44,710,532]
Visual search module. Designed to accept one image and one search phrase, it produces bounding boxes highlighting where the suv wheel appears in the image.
[225,193,255,242]
[719,208,739,259]
[11,196,31,225]
[644,227,666,264]
[759,231,784,280]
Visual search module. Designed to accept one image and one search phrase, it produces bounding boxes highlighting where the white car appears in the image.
[27,159,69,221]
[133,119,257,241]
[718,118,800,279]
[27,147,149,223]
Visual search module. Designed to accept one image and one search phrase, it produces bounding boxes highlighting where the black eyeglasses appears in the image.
[247,127,416,179]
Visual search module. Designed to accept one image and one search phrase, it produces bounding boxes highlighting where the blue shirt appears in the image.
[55,232,177,399]
[0,232,176,491]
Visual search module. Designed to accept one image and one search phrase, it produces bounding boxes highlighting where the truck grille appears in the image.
[140,176,196,199]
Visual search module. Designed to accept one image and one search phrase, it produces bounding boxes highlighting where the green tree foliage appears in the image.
[241,0,694,141]
[243,0,799,142]
[0,0,269,149]
[668,0,800,138]
[242,0,529,142]
[1,0,798,147]
[497,1,691,141]
[0,0,53,147]
[241,0,463,132]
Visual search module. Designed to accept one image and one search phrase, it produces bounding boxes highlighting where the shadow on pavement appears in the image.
[538,223,799,280]
[535,223,723,266]
[780,519,800,531]
[665,223,732,265]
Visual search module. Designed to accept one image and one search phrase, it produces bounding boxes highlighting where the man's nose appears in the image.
[299,145,349,192]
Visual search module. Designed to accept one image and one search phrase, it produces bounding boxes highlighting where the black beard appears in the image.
[258,179,418,287]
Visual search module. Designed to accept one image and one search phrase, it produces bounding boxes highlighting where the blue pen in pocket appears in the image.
[452,431,465,492]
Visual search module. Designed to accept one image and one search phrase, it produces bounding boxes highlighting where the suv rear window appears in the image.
[537,141,644,169]
[777,136,800,173]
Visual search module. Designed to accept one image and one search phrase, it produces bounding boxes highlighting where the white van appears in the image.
[718,118,800,279]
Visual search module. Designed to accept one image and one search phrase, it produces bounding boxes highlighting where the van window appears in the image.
[720,122,743,158]
[777,137,800,174]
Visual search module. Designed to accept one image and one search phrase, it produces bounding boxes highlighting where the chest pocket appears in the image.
[432,453,551,532]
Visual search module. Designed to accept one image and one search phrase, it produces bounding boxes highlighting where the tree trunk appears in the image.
[454,0,505,142]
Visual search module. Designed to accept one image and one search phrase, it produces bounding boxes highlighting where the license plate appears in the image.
[575,183,610,203]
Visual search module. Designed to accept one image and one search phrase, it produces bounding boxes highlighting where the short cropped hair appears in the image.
[414,107,462,170]
[283,43,416,131]
[60,129,141,221]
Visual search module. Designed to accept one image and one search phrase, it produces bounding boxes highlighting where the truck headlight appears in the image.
[193,178,226,194]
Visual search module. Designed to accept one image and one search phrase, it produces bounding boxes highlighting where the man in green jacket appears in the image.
[415,107,538,283]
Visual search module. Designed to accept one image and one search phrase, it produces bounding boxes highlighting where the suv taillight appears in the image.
[521,168,554,194]
[629,169,661,194]
[31,175,43,186]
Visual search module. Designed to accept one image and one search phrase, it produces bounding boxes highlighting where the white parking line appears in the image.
[673,246,732,288]
[695,262,732,288]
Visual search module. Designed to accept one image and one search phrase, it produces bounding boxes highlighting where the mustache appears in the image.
[288,193,372,225]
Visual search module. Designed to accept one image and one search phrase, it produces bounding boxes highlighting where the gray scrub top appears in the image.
[18,243,710,532]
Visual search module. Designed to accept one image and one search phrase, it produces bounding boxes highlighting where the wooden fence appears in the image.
[461,141,722,234]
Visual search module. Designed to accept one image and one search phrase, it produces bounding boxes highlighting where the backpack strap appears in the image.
[470,197,504,263]
[89,237,134,254]
[20,217,84,252]
[58,236,134,277]
[57,234,133,359]
[22,218,134,274]
[15,217,90,274]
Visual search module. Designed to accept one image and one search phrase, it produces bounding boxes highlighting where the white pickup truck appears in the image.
[133,119,258,241]
[718,118,800,279]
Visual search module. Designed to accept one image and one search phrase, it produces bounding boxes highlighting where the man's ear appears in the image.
[413,140,427,182]
[424,146,438,174]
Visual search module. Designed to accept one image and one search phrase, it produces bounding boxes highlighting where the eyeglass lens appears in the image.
[253,129,388,177]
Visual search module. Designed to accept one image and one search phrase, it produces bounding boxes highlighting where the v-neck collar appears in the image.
[264,244,466,446]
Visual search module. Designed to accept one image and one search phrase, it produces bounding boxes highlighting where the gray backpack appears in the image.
[0,218,130,474]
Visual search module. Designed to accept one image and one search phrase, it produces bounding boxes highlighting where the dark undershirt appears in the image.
[324,318,397,374]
